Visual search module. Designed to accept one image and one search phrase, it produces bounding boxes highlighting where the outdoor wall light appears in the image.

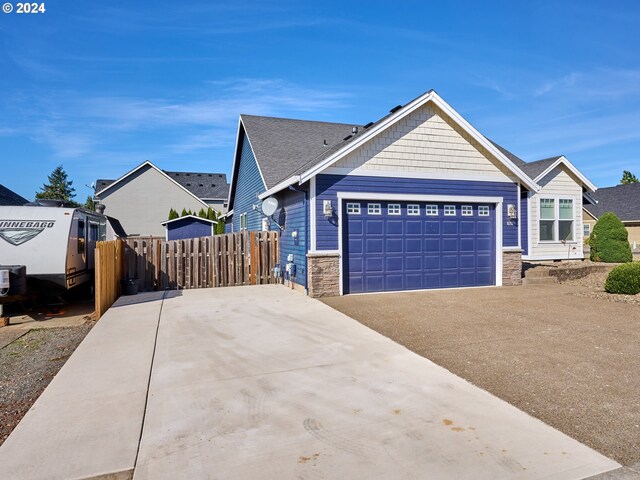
[323,200,333,217]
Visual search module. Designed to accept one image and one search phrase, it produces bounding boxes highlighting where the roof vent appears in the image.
[323,139,328,147]
[389,105,402,114]
[343,134,353,141]
[363,122,374,129]
[352,126,358,134]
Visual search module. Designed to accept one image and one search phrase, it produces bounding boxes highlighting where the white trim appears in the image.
[298,91,539,192]
[336,191,504,292]
[322,167,514,184]
[338,196,344,296]
[517,183,522,250]
[534,156,597,192]
[241,119,268,190]
[527,190,532,255]
[94,161,211,209]
[307,250,340,256]
[537,195,576,243]
[160,214,217,226]
[496,202,503,287]
[310,176,317,251]
[258,175,300,200]
[502,246,523,252]
[336,192,504,203]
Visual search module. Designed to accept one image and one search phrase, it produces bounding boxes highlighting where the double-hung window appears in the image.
[240,213,248,230]
[539,198,574,241]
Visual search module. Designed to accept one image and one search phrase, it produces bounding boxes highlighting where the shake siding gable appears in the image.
[232,135,266,232]
[332,104,516,181]
[315,174,518,250]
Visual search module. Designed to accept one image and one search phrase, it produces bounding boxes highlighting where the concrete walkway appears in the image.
[0,286,620,479]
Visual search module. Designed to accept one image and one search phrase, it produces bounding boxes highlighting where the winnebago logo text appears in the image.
[0,220,55,246]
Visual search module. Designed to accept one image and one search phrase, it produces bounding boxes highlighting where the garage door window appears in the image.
[478,205,490,216]
[444,205,456,216]
[388,204,401,215]
[407,204,420,216]
[461,205,473,216]
[425,205,438,216]
[347,203,361,214]
[368,203,381,215]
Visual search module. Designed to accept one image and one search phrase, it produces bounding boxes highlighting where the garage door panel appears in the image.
[386,221,403,235]
[344,200,496,294]
[366,220,383,235]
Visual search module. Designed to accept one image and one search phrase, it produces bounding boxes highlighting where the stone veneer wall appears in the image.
[307,253,340,298]
[503,250,523,286]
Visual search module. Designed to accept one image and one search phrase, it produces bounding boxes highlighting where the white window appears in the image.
[368,203,381,215]
[539,198,574,242]
[583,223,590,237]
[407,204,420,216]
[346,202,361,214]
[388,204,401,215]
[478,205,490,217]
[444,205,456,216]
[239,213,247,230]
[425,205,438,216]
[461,205,473,216]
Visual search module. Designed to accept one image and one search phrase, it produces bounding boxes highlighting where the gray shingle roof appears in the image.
[0,184,29,206]
[584,182,640,222]
[164,171,229,199]
[96,171,229,200]
[519,156,562,180]
[240,114,359,189]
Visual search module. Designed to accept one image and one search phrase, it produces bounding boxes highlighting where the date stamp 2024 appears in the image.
[3,2,46,14]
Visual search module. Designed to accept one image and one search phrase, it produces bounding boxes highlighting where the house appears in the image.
[0,184,29,206]
[225,90,596,297]
[161,215,217,241]
[95,161,229,237]
[583,182,640,251]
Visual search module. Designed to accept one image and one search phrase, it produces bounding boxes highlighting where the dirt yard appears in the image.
[323,281,640,466]
[0,303,96,446]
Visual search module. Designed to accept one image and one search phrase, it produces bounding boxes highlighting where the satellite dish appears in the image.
[261,196,278,216]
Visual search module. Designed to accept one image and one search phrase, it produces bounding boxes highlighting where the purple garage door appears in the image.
[343,201,496,294]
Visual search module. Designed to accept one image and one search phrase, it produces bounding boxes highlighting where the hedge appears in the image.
[589,212,632,263]
[605,262,640,295]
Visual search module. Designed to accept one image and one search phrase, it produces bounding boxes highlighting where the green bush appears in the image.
[605,262,640,295]
[589,212,632,263]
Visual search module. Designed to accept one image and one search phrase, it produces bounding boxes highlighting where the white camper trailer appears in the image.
[0,204,108,297]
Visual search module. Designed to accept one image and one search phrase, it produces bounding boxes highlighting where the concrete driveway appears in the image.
[0,286,619,479]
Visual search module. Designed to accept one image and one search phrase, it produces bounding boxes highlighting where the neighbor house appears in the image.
[225,90,597,297]
[583,182,640,251]
[161,215,217,241]
[0,185,29,206]
[95,161,229,237]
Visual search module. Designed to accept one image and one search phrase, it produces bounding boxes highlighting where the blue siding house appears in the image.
[225,90,596,297]
[162,215,216,241]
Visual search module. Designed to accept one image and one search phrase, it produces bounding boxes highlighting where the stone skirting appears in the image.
[503,249,523,286]
[307,252,340,298]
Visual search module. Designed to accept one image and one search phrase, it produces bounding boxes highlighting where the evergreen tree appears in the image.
[83,195,95,211]
[198,208,207,218]
[35,165,77,202]
[168,208,179,220]
[207,207,215,220]
[214,211,225,234]
[181,208,188,217]
[621,170,639,184]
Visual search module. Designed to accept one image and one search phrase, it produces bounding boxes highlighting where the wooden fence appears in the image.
[123,231,279,292]
[95,239,125,319]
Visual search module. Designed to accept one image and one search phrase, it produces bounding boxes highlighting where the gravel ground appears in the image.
[323,284,640,466]
[0,321,96,446]
[563,269,640,304]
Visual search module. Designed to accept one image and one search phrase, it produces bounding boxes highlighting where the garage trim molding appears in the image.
[335,192,504,295]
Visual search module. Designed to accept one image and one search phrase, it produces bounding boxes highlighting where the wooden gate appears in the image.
[123,231,279,291]
[95,239,125,319]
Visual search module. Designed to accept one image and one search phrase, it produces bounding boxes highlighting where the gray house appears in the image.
[0,184,29,206]
[95,161,229,237]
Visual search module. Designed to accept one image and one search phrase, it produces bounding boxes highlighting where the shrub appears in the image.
[605,262,640,295]
[589,212,632,263]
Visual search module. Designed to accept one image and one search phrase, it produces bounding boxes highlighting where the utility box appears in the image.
[0,266,27,298]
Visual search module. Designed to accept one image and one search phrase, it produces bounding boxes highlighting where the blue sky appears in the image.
[1,1,639,201]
